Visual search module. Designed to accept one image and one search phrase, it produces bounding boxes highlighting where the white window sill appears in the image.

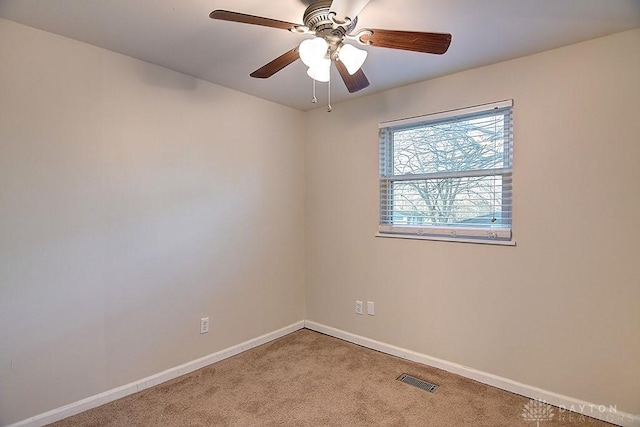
[375,233,517,246]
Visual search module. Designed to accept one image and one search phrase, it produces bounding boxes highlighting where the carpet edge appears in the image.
[303,320,639,427]
[8,321,306,427]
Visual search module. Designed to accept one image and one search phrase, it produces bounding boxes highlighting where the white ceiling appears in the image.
[1,0,639,111]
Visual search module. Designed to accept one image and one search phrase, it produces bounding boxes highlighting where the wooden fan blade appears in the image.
[250,48,300,79]
[360,29,452,54]
[210,10,301,31]
[336,60,370,93]
[329,0,372,22]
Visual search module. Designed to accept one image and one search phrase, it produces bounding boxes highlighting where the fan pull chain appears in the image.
[327,77,332,112]
[311,78,317,104]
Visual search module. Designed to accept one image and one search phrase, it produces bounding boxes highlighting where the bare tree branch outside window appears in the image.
[389,114,508,227]
[379,101,513,241]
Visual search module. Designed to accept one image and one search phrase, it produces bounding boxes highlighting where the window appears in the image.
[378,100,513,244]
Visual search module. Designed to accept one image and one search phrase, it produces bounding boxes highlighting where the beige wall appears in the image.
[305,28,640,414]
[0,18,305,425]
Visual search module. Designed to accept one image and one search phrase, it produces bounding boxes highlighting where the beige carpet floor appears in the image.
[49,329,613,426]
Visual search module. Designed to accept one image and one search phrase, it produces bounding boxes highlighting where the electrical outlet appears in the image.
[367,301,375,316]
[200,317,209,334]
[355,300,363,315]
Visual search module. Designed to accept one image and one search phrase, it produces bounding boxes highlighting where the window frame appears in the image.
[377,100,515,245]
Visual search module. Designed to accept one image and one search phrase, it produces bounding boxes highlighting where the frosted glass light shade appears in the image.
[338,43,368,75]
[307,58,331,82]
[299,37,329,68]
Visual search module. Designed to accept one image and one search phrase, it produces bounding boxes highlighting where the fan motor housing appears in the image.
[303,0,358,37]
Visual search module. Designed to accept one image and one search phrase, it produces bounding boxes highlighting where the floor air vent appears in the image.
[397,373,438,393]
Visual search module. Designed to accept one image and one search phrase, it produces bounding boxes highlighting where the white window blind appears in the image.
[379,100,514,243]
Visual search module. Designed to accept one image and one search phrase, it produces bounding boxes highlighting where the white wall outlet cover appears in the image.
[200,317,210,334]
[355,300,363,315]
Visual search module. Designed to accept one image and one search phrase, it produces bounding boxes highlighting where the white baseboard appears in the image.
[304,320,639,427]
[11,320,638,427]
[10,321,305,427]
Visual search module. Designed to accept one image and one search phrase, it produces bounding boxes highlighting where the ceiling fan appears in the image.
[210,0,451,100]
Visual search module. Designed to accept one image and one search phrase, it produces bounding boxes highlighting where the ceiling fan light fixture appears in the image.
[337,43,368,75]
[299,37,329,68]
[307,57,331,82]
[210,3,451,100]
